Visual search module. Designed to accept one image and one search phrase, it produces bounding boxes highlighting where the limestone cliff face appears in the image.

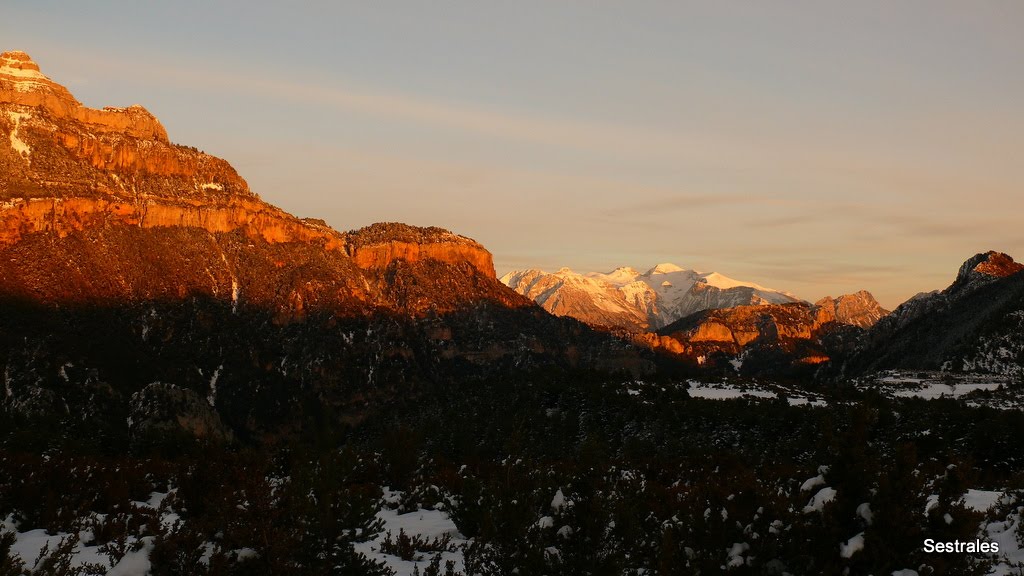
[345,223,495,278]
[0,195,349,250]
[650,289,885,370]
[0,51,166,139]
[813,290,888,329]
[0,52,292,244]
[0,50,505,316]
[656,303,816,357]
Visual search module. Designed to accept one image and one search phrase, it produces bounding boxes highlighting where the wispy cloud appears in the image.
[40,44,730,163]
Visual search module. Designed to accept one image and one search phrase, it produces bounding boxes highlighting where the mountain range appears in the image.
[501,264,804,332]
[2,47,1023,425]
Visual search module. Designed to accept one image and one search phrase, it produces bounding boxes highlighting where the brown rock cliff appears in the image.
[0,50,509,320]
[345,222,495,278]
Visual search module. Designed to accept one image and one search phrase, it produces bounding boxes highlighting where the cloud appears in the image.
[38,44,730,163]
[744,213,818,230]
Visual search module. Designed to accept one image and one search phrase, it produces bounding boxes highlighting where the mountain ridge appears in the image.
[0,50,506,314]
[843,250,1024,376]
[501,262,805,332]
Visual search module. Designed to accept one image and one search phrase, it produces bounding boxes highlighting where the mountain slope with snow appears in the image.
[501,263,802,331]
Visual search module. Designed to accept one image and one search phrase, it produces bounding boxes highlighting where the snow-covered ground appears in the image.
[686,382,776,401]
[623,379,829,405]
[864,371,1023,410]
[353,487,469,576]
[3,486,470,575]
[961,490,1024,575]
[1,490,170,574]
[684,381,828,406]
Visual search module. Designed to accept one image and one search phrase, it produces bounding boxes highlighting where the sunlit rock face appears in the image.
[813,290,888,329]
[0,51,517,317]
[345,223,496,279]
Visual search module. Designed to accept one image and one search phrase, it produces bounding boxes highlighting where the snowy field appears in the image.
[622,379,828,406]
[1,491,169,574]
[685,381,828,406]
[353,488,469,575]
[864,371,1023,410]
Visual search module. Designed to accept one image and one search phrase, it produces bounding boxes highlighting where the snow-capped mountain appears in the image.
[501,263,802,331]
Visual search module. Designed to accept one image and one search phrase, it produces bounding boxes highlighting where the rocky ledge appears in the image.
[346,222,495,278]
[0,51,497,280]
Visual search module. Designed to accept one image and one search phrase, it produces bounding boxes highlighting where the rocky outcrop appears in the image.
[346,222,495,278]
[845,251,1024,376]
[0,195,349,249]
[129,382,234,445]
[1,51,168,141]
[868,252,1022,338]
[813,290,888,328]
[688,320,736,343]
[657,303,818,355]
[952,251,1024,295]
[648,289,886,371]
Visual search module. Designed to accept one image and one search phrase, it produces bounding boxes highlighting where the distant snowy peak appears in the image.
[501,263,802,332]
[647,262,685,275]
[499,268,649,331]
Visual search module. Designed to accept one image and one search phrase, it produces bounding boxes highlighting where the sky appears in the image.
[5,1,1023,308]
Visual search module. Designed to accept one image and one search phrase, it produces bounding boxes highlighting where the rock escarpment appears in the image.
[646,290,886,374]
[0,50,503,316]
[346,222,495,278]
[813,290,888,329]
[0,51,360,261]
[1,51,167,141]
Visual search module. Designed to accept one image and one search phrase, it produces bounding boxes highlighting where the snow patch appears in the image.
[6,111,32,161]
[551,488,572,512]
[686,382,775,401]
[803,487,837,513]
[726,541,749,568]
[208,364,223,407]
[856,502,873,525]
[800,474,825,492]
[839,532,864,558]
[353,488,468,576]
[107,537,155,576]
[963,489,1004,512]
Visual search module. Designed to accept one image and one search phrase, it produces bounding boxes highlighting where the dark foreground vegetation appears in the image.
[3,370,1024,575]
